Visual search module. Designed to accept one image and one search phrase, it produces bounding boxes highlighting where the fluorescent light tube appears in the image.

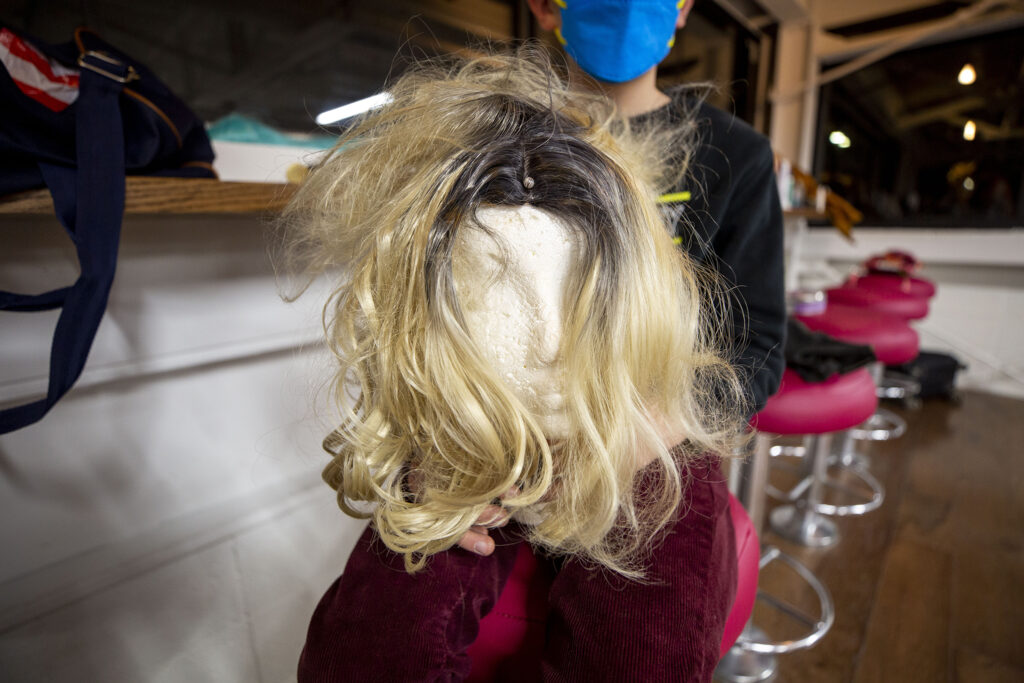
[316,92,392,125]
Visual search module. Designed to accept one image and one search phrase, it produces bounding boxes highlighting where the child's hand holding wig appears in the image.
[279,46,747,577]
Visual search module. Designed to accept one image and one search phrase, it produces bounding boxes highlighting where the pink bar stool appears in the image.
[842,262,935,407]
[826,284,929,321]
[466,492,761,681]
[845,272,936,299]
[799,299,921,397]
[796,303,919,368]
[804,297,922,422]
[860,251,936,299]
[717,372,866,681]
[753,368,878,547]
[790,304,921,510]
[799,300,921,401]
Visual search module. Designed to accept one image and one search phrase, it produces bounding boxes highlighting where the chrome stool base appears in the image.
[715,625,778,683]
[770,505,839,547]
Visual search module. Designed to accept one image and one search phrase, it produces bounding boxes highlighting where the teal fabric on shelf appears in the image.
[207,113,335,149]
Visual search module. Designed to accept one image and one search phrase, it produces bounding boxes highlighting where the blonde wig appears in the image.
[280,46,747,577]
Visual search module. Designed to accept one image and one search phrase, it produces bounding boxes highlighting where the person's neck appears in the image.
[574,65,671,118]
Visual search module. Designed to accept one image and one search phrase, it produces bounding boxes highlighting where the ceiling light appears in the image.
[963,120,976,141]
[963,177,975,191]
[316,92,392,125]
[829,130,851,148]
[958,63,976,85]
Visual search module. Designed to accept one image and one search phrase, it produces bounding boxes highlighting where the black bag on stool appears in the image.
[0,25,216,434]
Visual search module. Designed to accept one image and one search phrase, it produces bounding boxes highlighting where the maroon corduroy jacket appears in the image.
[298,455,736,682]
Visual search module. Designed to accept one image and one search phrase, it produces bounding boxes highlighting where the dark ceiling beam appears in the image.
[755,0,808,23]
[897,96,987,130]
[948,114,1024,140]
[824,1,972,38]
[819,2,1024,65]
[714,0,773,35]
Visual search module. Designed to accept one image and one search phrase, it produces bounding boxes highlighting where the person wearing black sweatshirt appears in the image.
[524,0,785,421]
[640,93,787,415]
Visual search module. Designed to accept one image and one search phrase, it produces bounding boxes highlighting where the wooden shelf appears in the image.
[0,177,298,216]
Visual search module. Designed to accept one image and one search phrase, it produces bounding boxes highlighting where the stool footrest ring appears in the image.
[766,459,884,516]
[813,463,885,516]
[733,546,835,655]
[878,372,921,400]
[848,408,907,441]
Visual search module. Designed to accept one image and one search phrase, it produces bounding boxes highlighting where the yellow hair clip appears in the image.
[658,191,691,203]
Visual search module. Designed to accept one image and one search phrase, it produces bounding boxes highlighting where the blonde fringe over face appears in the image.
[278,45,748,577]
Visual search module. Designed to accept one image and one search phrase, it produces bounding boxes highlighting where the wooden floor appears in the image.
[748,390,1024,683]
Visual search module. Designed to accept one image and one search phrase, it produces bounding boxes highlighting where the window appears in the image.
[814,26,1024,227]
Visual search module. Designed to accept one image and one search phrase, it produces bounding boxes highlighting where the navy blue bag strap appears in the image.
[0,51,127,434]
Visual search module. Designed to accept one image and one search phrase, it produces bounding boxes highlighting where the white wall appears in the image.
[0,211,366,682]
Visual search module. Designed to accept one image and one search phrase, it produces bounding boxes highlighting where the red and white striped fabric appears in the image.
[0,28,79,112]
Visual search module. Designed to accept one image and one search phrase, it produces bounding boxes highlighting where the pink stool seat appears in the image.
[721,493,760,658]
[752,368,877,436]
[827,285,929,320]
[850,273,936,299]
[466,492,760,680]
[796,303,920,365]
[466,541,553,682]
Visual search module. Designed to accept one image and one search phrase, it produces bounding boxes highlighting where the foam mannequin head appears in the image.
[453,205,576,440]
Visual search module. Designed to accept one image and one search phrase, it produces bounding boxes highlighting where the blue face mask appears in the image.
[556,0,682,83]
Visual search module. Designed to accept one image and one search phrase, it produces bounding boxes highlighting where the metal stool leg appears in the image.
[822,362,903,490]
[855,362,908,442]
[833,428,863,468]
[769,434,839,547]
[879,368,921,408]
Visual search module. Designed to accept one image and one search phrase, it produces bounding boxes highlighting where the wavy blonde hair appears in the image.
[279,45,747,577]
